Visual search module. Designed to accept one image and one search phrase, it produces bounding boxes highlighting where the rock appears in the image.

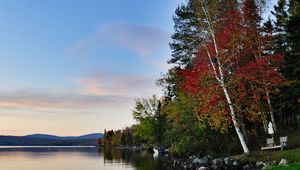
[243,164,252,170]
[173,159,179,167]
[255,161,264,169]
[193,158,201,164]
[278,159,288,166]
[198,158,209,166]
[233,161,239,166]
[224,157,233,166]
[261,161,272,169]
[189,155,197,160]
[211,158,224,170]
[188,163,195,169]
[172,158,186,168]
[239,159,249,166]
[204,155,213,163]
[230,160,242,170]
[198,166,209,170]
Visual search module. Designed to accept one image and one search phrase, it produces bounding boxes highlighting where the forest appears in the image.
[102,0,300,156]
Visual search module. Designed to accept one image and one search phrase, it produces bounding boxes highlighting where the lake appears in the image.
[0,147,172,170]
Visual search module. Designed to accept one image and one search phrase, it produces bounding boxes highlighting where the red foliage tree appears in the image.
[181,0,283,154]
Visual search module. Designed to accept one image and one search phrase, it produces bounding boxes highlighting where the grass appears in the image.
[233,148,300,163]
[266,162,300,170]
[232,148,300,170]
[231,125,300,169]
[276,127,300,149]
[234,126,300,161]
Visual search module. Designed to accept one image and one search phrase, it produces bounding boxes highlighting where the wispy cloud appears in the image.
[75,72,160,96]
[0,72,161,113]
[0,89,131,111]
[67,22,170,58]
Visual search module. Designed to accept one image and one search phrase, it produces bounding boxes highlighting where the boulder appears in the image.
[278,159,288,166]
[211,158,224,170]
[198,158,209,166]
[262,161,272,169]
[204,155,213,163]
[224,157,233,166]
[231,160,244,170]
[198,166,209,170]
[193,158,201,164]
[243,164,252,170]
[255,161,264,169]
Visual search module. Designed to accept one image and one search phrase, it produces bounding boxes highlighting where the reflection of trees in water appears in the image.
[103,148,122,163]
[102,148,171,170]
[0,147,100,159]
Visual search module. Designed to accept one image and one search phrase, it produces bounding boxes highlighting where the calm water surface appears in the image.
[0,147,172,170]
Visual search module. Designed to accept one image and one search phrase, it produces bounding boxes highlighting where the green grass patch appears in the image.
[266,162,300,170]
[233,148,300,164]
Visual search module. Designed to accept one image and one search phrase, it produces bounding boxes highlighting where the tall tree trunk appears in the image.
[260,111,268,133]
[265,86,277,131]
[221,82,250,154]
[200,0,250,154]
[204,44,250,154]
[239,113,248,142]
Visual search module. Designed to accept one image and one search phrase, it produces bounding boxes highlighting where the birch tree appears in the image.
[182,0,283,154]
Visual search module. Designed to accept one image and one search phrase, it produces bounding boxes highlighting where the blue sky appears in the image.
[0,0,184,136]
[0,0,277,136]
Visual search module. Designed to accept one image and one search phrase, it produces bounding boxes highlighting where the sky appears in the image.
[0,0,278,136]
[0,0,184,136]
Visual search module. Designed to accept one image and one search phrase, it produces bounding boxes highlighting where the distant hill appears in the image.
[0,133,103,146]
[25,133,104,140]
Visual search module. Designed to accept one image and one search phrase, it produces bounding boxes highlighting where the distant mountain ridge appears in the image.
[0,133,103,146]
[24,133,104,140]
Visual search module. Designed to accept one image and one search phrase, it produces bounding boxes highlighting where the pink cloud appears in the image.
[67,22,170,58]
[0,89,132,111]
[75,72,161,97]
[0,72,162,112]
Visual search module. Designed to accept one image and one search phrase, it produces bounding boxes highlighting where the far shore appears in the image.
[0,146,96,149]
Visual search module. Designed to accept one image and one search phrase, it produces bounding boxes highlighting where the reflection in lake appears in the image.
[0,147,172,170]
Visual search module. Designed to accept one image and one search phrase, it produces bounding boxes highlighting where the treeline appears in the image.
[100,126,146,148]
[131,0,300,156]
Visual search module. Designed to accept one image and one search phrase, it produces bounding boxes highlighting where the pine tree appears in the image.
[272,0,288,53]
[272,0,300,128]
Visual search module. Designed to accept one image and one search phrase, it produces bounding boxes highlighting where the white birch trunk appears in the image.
[220,81,250,154]
[201,1,250,154]
[265,87,277,131]
[205,37,250,155]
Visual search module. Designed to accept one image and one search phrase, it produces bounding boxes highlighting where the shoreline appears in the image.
[0,146,96,149]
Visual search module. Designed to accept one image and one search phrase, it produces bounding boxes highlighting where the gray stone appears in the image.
[198,166,209,170]
[193,158,201,164]
[224,157,233,166]
[262,161,272,169]
[204,155,213,162]
[255,161,264,169]
[211,158,224,170]
[233,161,239,166]
[278,158,288,166]
[199,158,209,166]
[243,164,253,170]
[189,155,197,160]
[188,163,195,169]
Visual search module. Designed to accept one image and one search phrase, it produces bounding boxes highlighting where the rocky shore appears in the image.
[169,155,288,170]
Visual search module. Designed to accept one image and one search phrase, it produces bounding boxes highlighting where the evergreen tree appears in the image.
[272,0,300,128]
[272,0,288,53]
[169,1,201,68]
[283,0,300,125]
